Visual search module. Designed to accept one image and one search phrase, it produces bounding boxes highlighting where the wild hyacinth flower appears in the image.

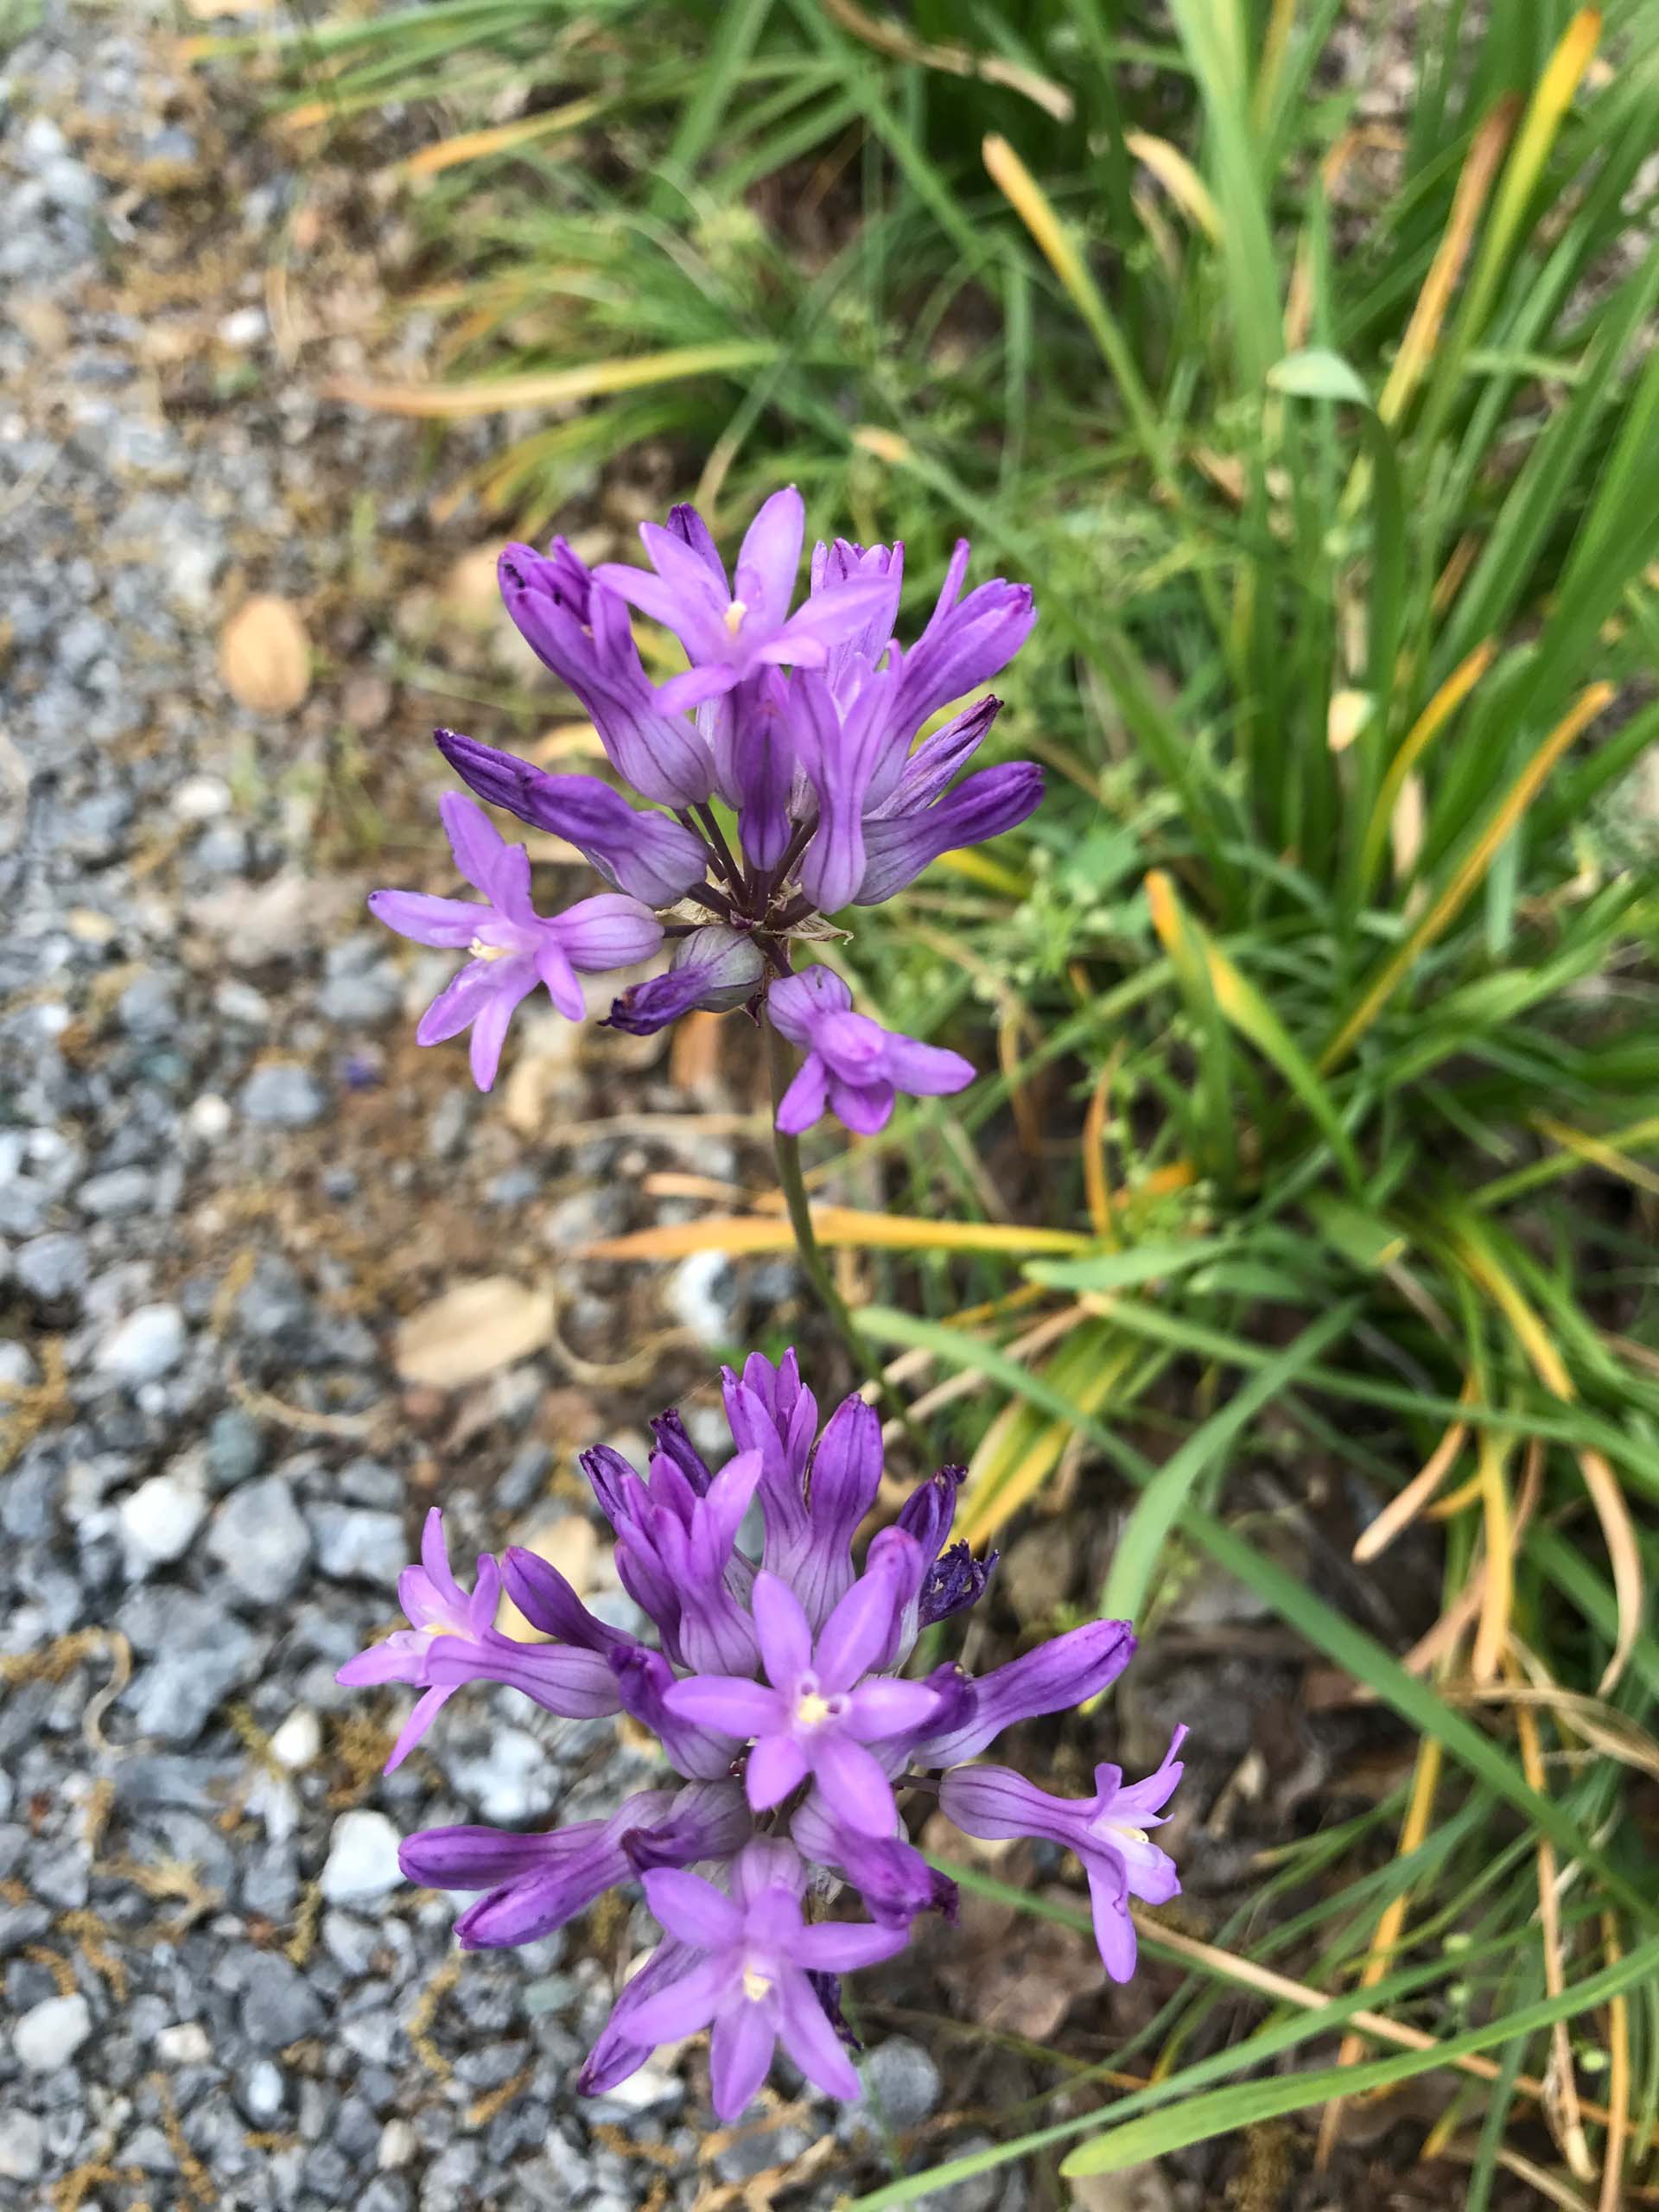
[370,489,1042,1128]
[339,1352,1184,2117]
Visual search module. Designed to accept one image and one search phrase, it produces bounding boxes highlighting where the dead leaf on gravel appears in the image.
[219,594,311,714]
[394,1276,554,1390]
[193,869,354,968]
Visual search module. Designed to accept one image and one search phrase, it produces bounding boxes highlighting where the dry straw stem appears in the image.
[1508,1648,1594,2183]
[1314,1723,1446,2168]
[1446,1224,1642,1695]
[395,97,603,181]
[1351,1370,1475,1560]
[580,1209,1095,1261]
[818,0,1072,121]
[321,341,778,418]
[1135,1913,1626,2133]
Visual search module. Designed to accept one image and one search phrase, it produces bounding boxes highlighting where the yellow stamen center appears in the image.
[468,937,511,963]
[722,598,747,635]
[1115,1824,1149,1847]
[423,1623,464,1639]
[795,1692,833,1729]
[741,1966,772,2002]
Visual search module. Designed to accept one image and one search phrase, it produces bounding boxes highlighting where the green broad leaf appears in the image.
[1304,1192,1408,1272]
[1267,347,1372,405]
[1023,1237,1235,1294]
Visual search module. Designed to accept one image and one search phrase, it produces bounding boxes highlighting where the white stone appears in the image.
[377,2119,416,2170]
[97,1304,187,1385]
[664,1248,737,1349]
[188,1093,234,1141]
[321,1809,404,1905]
[218,306,267,347]
[448,1726,556,1824]
[269,1707,321,1770]
[14,1992,92,2071]
[174,774,232,821]
[118,1469,208,1568]
[0,2110,44,2183]
[156,2021,212,2066]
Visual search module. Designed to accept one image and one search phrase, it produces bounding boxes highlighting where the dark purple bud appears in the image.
[806,1969,862,2053]
[648,1407,715,1497]
[606,926,765,1036]
[918,1541,998,1628]
[896,1463,968,1564]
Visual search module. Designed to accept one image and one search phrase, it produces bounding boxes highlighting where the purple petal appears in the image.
[917,1619,1135,1767]
[334,1640,423,1688]
[385,1684,450,1770]
[876,1031,975,1098]
[824,1072,896,1136]
[367,887,487,949]
[750,1572,813,1688]
[773,1052,828,1135]
[746,1731,810,1811]
[607,928,764,1036]
[855,761,1043,906]
[729,671,795,871]
[438,791,508,893]
[788,1918,910,1972]
[734,486,805,632]
[627,1954,743,2048]
[649,1408,715,1497]
[468,981,520,1090]
[641,1866,744,1949]
[399,1821,582,1890]
[814,1564,902,1693]
[665,502,728,584]
[534,938,585,1022]
[809,1734,897,1838]
[657,663,740,715]
[1088,1867,1140,1983]
[939,1764,1078,1847]
[773,1967,860,2102]
[578,1936,699,2095]
[666,1675,788,1738]
[553,893,664,972]
[434,732,709,904]
[895,1464,965,1563]
[424,1634,625,1718]
[610,1645,741,1780]
[885,696,1001,813]
[843,1677,940,1742]
[1099,1723,1190,1823]
[502,1548,626,1652]
[709,2000,777,2123]
[766,964,851,1044]
[415,960,500,1046]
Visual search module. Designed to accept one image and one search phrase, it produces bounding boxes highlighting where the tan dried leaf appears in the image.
[393,1276,554,1390]
[219,594,311,714]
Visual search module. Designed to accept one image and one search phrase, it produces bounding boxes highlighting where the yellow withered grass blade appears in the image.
[395,99,604,181]
[1321,681,1614,1072]
[321,341,779,419]
[580,1210,1096,1263]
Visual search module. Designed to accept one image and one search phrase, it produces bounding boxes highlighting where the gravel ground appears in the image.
[0,10,906,2208]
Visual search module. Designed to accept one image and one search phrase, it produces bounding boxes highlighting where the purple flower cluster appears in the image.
[370,491,1041,1127]
[339,1355,1185,2120]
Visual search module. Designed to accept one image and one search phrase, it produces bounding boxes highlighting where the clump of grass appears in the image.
[221,0,1659,2197]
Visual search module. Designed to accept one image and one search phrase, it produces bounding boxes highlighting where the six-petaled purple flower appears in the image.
[369,489,1042,1128]
[338,1353,1185,2119]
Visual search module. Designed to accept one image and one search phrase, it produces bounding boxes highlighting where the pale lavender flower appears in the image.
[373,495,1043,1118]
[368,793,663,1089]
[627,1841,906,2116]
[340,1354,1177,2120]
[594,490,898,715]
[767,967,974,1136]
[666,1552,940,1836]
[940,1728,1187,1980]
[334,1508,499,1771]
